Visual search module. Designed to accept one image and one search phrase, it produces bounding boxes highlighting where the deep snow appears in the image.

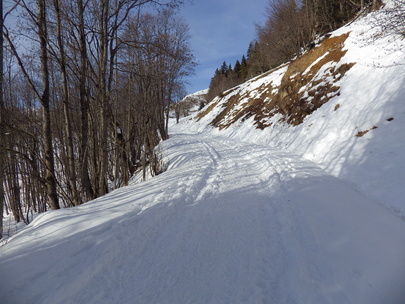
[1,2,405,304]
[1,134,405,304]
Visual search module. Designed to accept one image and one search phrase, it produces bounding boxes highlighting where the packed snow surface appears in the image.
[1,132,405,304]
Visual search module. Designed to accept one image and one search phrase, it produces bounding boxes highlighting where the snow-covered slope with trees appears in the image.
[1,3,405,304]
[183,3,405,215]
[172,89,208,120]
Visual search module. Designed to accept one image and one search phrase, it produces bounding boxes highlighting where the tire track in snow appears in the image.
[162,135,405,304]
[2,133,405,304]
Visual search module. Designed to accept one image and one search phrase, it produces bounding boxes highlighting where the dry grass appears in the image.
[195,99,219,121]
[272,33,354,126]
[196,87,241,122]
[199,33,355,129]
[210,94,242,128]
[356,126,378,137]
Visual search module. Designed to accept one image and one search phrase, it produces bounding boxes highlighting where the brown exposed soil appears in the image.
[199,33,356,130]
[196,99,220,121]
[269,32,354,126]
[356,126,378,137]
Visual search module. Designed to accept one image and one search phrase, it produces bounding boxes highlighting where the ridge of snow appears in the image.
[184,88,208,100]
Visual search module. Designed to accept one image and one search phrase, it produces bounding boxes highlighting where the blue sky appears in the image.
[179,0,269,94]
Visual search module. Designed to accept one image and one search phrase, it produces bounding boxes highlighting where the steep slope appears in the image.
[197,32,354,129]
[181,4,405,215]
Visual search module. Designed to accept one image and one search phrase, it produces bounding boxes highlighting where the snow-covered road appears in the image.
[1,133,405,304]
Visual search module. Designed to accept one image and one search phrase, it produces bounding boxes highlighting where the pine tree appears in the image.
[241,55,248,79]
[234,60,242,78]
[227,64,233,77]
[220,61,228,74]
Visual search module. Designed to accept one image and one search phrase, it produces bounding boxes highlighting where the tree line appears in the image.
[207,0,382,102]
[0,0,195,238]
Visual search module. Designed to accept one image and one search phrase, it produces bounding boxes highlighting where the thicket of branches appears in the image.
[0,0,195,237]
[208,0,383,102]
[377,0,405,36]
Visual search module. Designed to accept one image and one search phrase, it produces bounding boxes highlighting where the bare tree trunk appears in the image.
[164,85,171,139]
[53,0,80,206]
[113,118,119,189]
[77,0,94,201]
[8,155,20,222]
[38,0,60,210]
[97,0,110,197]
[0,0,5,239]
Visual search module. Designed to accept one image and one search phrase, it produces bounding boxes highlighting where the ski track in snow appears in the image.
[1,133,405,304]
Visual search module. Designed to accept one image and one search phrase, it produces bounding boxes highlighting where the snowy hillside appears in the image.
[1,3,405,304]
[186,89,209,104]
[184,4,405,215]
[171,89,208,119]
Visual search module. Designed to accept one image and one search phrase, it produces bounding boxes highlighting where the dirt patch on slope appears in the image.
[275,32,354,126]
[356,126,378,137]
[199,33,355,130]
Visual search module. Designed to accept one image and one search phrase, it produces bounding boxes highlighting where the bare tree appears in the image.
[0,0,5,238]
[1,0,192,231]
[52,0,80,206]
[3,0,61,210]
[38,0,60,210]
[257,0,310,68]
[118,10,195,179]
[379,0,405,36]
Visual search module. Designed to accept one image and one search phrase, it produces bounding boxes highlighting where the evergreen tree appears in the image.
[207,0,378,103]
[227,64,233,77]
[234,60,242,78]
[220,61,228,74]
[247,42,255,60]
[241,55,248,79]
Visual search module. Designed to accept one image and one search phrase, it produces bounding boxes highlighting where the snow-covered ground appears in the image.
[1,133,405,304]
[1,3,405,304]
[184,2,405,216]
